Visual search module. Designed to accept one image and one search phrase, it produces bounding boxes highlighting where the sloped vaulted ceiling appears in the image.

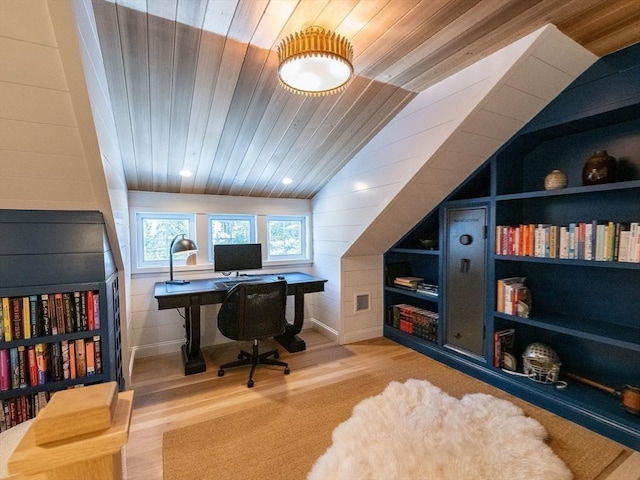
[92,0,640,199]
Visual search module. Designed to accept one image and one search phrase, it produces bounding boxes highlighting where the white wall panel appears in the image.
[0,0,57,46]
[0,82,76,125]
[0,118,84,156]
[0,37,67,89]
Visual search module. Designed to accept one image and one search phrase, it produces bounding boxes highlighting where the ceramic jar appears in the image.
[582,150,617,186]
[544,170,568,190]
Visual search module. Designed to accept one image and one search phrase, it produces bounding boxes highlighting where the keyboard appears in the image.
[222,276,264,288]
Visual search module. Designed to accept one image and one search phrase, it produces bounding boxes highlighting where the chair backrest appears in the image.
[217,280,287,341]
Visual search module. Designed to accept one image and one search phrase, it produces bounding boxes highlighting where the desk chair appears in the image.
[217,280,290,388]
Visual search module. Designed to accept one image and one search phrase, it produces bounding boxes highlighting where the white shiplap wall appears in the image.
[311,25,598,344]
[0,0,99,210]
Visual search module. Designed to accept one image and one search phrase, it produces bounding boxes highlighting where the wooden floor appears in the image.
[125,330,639,480]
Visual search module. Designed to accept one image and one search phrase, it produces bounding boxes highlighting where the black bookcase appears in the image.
[384,44,640,450]
[0,210,123,431]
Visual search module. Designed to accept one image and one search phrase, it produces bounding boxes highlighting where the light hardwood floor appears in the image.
[125,330,638,480]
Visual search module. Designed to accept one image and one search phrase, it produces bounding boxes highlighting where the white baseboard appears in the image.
[342,326,383,345]
[129,339,185,362]
[309,318,339,343]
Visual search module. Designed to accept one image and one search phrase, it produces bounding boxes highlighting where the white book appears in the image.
[618,230,630,263]
[559,227,569,259]
[584,222,593,260]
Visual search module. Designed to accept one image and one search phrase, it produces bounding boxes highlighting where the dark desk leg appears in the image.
[275,290,306,353]
[181,296,206,375]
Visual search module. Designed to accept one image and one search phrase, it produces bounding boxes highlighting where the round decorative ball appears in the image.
[544,169,568,190]
[582,150,617,186]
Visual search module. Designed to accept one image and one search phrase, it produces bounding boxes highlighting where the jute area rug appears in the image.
[163,349,627,480]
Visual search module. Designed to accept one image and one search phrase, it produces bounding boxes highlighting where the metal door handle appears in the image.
[460,258,470,273]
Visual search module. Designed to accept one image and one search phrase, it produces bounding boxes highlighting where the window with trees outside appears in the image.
[137,213,195,267]
[267,215,307,260]
[209,215,257,261]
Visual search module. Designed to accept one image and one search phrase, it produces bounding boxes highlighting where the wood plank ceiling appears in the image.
[91,0,640,199]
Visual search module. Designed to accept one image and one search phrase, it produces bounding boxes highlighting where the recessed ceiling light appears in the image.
[179,169,192,177]
[282,177,293,185]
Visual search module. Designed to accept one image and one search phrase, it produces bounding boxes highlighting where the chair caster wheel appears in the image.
[248,380,254,388]
[284,367,290,375]
[274,351,279,359]
[218,369,225,377]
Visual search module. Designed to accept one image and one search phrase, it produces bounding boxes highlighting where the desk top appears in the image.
[154,271,327,301]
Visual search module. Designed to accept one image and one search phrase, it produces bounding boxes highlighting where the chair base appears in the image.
[218,340,290,388]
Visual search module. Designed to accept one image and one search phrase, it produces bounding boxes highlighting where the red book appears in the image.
[0,349,9,391]
[87,291,94,330]
[27,345,38,386]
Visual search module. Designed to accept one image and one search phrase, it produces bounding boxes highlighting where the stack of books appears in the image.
[393,276,423,289]
[496,277,531,318]
[416,283,438,297]
[390,304,438,343]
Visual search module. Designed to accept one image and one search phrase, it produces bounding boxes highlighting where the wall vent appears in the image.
[355,293,370,313]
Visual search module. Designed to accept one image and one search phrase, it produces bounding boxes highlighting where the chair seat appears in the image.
[217,280,290,388]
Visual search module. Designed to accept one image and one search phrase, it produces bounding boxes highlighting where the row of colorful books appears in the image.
[496,277,531,318]
[495,221,640,262]
[0,390,49,432]
[389,303,439,343]
[0,290,100,342]
[0,336,103,391]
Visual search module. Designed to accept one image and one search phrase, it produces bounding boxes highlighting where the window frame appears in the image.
[135,212,196,270]
[266,215,309,261]
[207,214,258,264]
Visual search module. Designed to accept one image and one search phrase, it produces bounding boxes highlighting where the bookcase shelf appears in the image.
[0,210,123,432]
[383,45,640,450]
[494,312,640,352]
[495,179,640,201]
[494,254,640,270]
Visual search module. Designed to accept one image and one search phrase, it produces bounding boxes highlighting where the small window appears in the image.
[136,213,195,267]
[209,215,257,261]
[267,216,307,260]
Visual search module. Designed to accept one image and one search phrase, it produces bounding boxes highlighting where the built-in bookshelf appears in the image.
[0,210,123,432]
[384,44,640,450]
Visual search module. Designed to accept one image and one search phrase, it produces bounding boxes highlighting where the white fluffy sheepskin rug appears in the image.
[308,379,572,480]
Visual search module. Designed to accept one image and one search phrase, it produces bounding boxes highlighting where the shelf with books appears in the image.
[385,285,439,303]
[0,210,123,433]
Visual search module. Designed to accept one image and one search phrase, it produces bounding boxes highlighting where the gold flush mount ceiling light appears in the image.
[277,26,354,96]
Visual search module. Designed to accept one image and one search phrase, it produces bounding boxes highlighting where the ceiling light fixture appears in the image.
[277,26,353,96]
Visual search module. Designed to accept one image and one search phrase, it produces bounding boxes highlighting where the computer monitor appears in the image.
[214,243,262,274]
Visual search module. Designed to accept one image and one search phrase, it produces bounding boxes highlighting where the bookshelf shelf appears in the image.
[495,179,640,201]
[388,248,440,256]
[494,312,640,352]
[494,255,640,270]
[385,286,439,303]
[384,45,640,450]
